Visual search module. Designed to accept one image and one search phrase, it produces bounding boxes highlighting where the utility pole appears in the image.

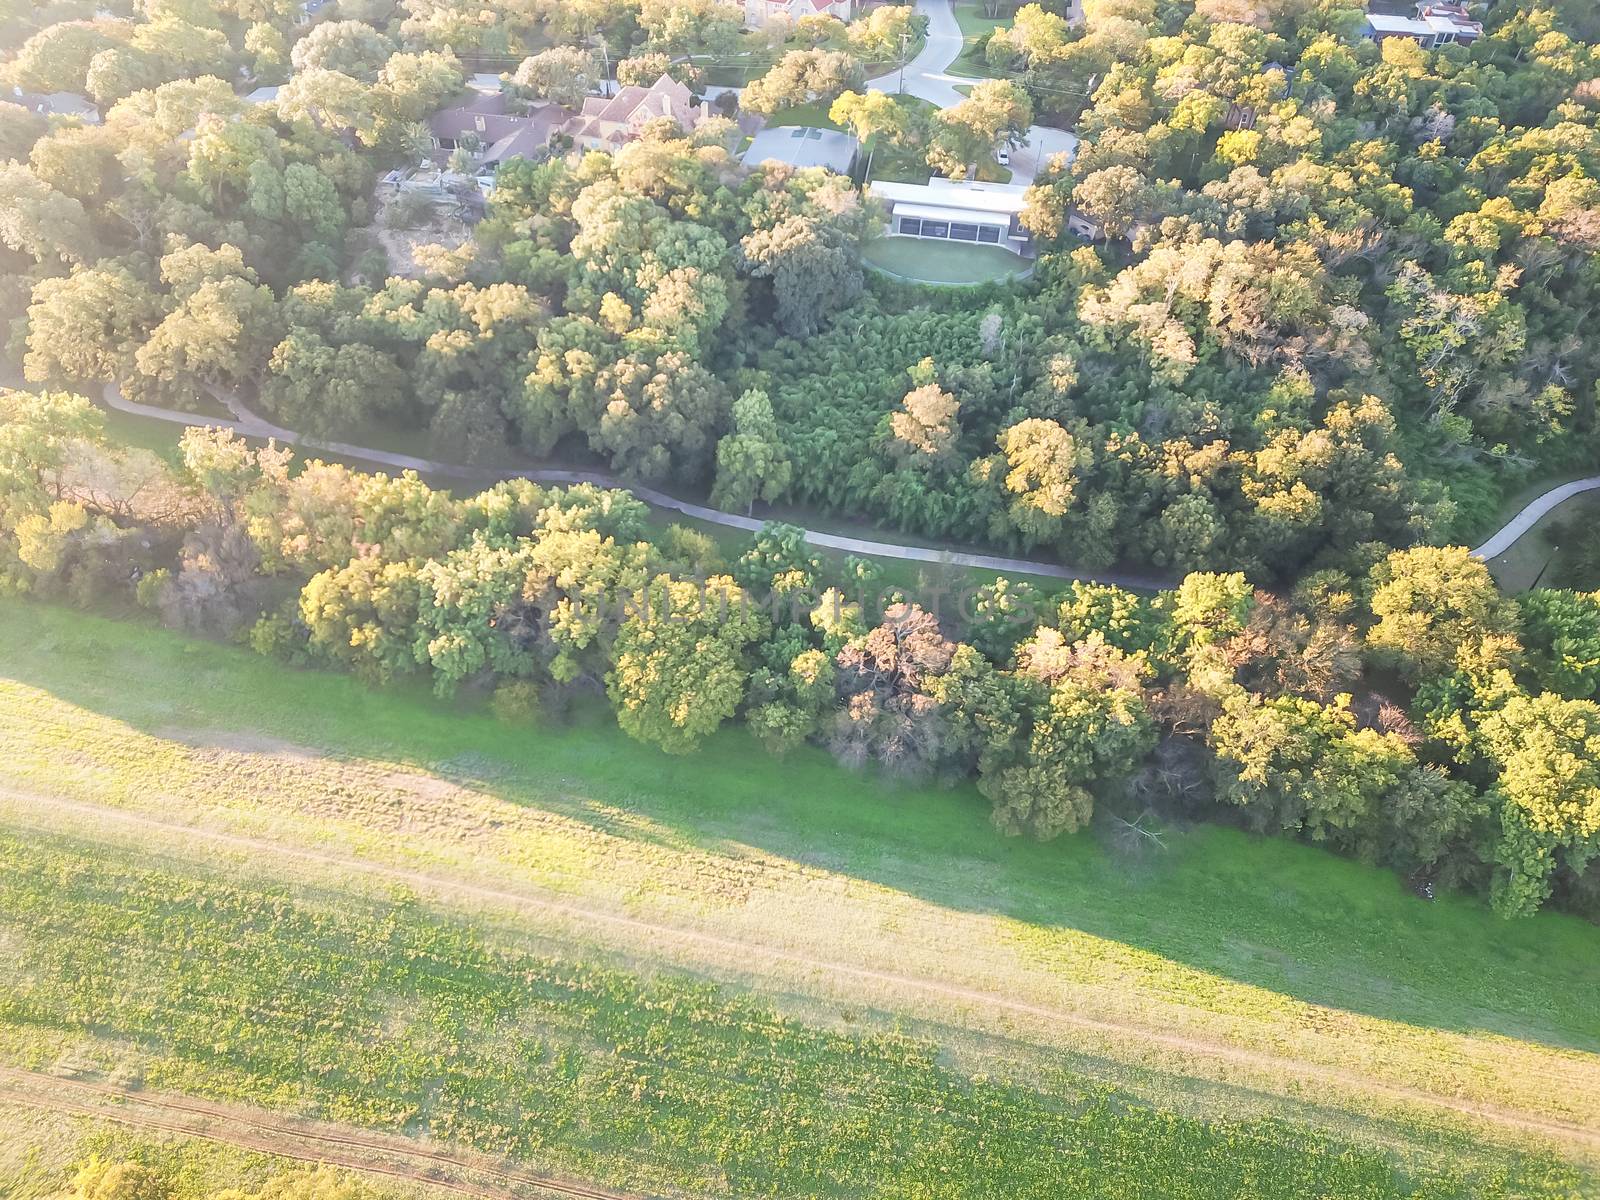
[898,30,911,94]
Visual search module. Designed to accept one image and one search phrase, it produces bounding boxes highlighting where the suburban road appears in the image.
[862,0,1078,185]
[864,0,969,107]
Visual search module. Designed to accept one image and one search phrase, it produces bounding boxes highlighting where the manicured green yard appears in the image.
[949,0,1013,79]
[864,235,1033,284]
[761,100,845,130]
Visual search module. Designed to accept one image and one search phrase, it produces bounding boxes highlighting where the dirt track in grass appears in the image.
[6,786,1599,1162]
[0,1066,639,1200]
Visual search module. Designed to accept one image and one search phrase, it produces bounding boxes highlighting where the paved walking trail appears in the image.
[105,384,1600,584]
[102,383,1169,588]
[1471,476,1600,561]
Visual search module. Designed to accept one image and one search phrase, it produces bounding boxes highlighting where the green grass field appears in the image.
[1,599,1597,1194]
[8,826,1566,1200]
[0,1106,447,1200]
[863,237,1032,284]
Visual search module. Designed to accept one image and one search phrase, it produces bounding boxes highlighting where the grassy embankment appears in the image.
[0,599,1597,1195]
[949,1,1012,79]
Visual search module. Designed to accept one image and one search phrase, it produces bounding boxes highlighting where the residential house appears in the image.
[868,178,1033,255]
[428,90,572,169]
[1364,2,1482,48]
[564,73,709,153]
[9,86,99,123]
[744,0,854,29]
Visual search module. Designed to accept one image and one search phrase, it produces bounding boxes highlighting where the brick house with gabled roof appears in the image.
[563,73,710,152]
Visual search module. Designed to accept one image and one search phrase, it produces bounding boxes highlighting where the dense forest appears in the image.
[3,0,1600,919]
[3,0,1599,579]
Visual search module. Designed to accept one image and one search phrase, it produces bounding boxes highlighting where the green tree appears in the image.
[829,89,910,179]
[712,388,794,514]
[608,573,768,753]
[376,50,463,121]
[0,162,99,264]
[1366,547,1520,681]
[927,80,1032,179]
[1520,589,1600,700]
[1480,692,1600,917]
[0,101,47,160]
[1209,692,1414,844]
[511,47,601,107]
[989,418,1090,548]
[738,213,863,337]
[24,264,162,385]
[741,49,864,117]
[300,555,424,683]
[8,20,122,92]
[289,19,393,80]
[69,1158,169,1200]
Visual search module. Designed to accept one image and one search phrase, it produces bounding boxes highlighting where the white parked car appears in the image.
[996,148,1011,166]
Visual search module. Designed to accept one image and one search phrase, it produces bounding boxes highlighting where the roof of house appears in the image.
[482,122,558,164]
[575,73,697,131]
[1417,3,1482,35]
[430,93,570,146]
[892,201,1020,227]
[243,85,281,104]
[869,178,1031,216]
[10,88,99,121]
[742,125,859,173]
[1366,13,1435,34]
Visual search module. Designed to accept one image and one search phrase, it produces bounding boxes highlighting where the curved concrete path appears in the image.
[1471,477,1600,561]
[102,385,1600,586]
[102,383,1169,589]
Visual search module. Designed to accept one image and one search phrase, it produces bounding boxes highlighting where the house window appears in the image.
[949,222,979,241]
[898,216,922,235]
[977,225,1001,243]
[920,220,949,239]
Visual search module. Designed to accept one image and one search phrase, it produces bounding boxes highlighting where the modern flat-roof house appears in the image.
[742,125,859,174]
[744,0,854,30]
[868,178,1032,254]
[1364,3,1482,47]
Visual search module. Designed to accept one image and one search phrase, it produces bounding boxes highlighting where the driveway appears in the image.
[1008,124,1079,185]
[859,2,1078,184]
[863,0,969,108]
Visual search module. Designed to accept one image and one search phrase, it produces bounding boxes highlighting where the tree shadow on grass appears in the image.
[7,599,1600,1061]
